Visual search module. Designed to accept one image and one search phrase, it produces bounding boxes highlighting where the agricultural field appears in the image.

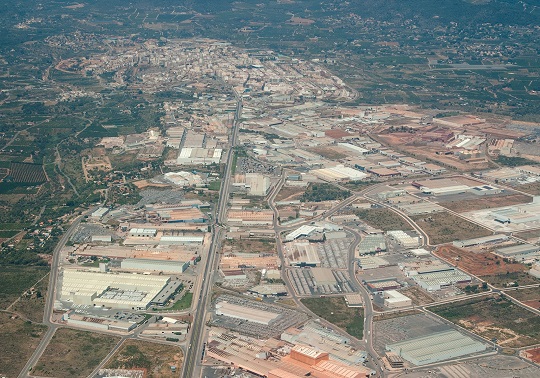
[506,287,540,310]
[354,208,411,231]
[301,297,364,339]
[104,339,183,378]
[8,162,47,183]
[0,266,49,310]
[0,313,47,378]
[33,328,120,378]
[431,295,540,348]
[439,193,531,212]
[411,212,492,245]
[434,246,527,277]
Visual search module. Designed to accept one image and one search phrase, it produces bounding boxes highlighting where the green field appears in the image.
[170,292,193,311]
[33,328,120,378]
[354,207,411,231]
[0,266,50,309]
[301,297,364,339]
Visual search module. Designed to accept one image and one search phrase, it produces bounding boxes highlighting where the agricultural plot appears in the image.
[411,212,492,245]
[431,295,540,348]
[33,328,120,378]
[8,162,47,183]
[104,340,183,378]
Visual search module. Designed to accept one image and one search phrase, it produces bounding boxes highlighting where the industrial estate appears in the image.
[1,2,540,378]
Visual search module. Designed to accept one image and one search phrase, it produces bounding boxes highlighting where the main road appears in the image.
[18,209,94,378]
[181,97,242,378]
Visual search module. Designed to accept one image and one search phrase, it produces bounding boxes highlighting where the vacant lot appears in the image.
[518,182,540,195]
[33,328,120,377]
[411,212,492,245]
[301,297,363,339]
[431,295,540,348]
[105,339,183,378]
[354,208,411,231]
[440,193,531,212]
[0,313,47,378]
[398,286,435,305]
[308,146,348,160]
[275,186,305,202]
[513,229,540,242]
[222,238,275,254]
[0,266,49,309]
[525,347,540,363]
[482,271,540,288]
[302,183,351,203]
[435,245,526,276]
[507,287,540,310]
[10,271,49,322]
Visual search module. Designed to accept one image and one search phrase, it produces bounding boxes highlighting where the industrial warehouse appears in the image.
[386,330,487,366]
[59,270,174,310]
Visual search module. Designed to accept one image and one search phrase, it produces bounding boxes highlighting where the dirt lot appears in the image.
[431,295,540,348]
[308,146,348,160]
[222,237,276,254]
[411,212,492,245]
[275,186,305,202]
[398,286,435,305]
[354,208,412,231]
[482,272,540,288]
[517,182,540,195]
[0,313,47,378]
[435,245,526,276]
[506,287,540,307]
[104,339,183,378]
[524,347,540,363]
[33,328,120,377]
[440,193,531,212]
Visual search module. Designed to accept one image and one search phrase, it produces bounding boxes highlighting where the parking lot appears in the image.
[236,156,278,175]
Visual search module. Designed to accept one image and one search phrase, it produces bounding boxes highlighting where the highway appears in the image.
[18,209,92,378]
[181,97,242,378]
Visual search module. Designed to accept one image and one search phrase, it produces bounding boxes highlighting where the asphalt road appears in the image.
[181,98,242,378]
[18,209,93,378]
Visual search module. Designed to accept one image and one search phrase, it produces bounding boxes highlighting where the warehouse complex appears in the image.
[386,330,487,365]
[60,270,171,310]
[120,258,190,273]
